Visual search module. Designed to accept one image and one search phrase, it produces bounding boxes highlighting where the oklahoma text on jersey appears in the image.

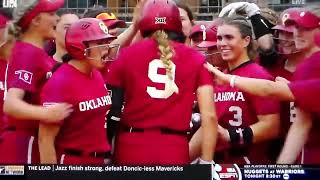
[214,91,245,102]
[79,95,112,112]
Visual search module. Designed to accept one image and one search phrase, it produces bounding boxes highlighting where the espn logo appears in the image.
[212,164,241,180]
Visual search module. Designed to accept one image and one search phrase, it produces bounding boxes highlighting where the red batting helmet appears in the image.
[284,8,320,29]
[65,18,116,60]
[196,18,223,48]
[138,0,182,36]
[272,8,301,33]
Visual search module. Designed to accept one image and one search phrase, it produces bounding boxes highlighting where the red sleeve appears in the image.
[9,53,46,93]
[196,55,214,88]
[106,52,126,88]
[40,78,66,125]
[251,95,280,115]
[289,80,320,114]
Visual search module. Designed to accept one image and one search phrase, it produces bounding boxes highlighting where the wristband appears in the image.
[199,158,215,164]
[227,127,240,145]
[243,127,253,145]
[250,14,271,40]
[228,127,253,146]
[230,75,237,88]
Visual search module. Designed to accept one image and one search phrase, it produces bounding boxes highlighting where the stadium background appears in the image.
[61,0,306,21]
[1,0,308,22]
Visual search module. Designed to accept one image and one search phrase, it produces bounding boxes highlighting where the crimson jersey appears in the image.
[288,51,320,164]
[265,58,295,138]
[0,60,6,132]
[107,39,213,131]
[290,51,320,115]
[6,41,55,131]
[214,61,280,163]
[100,61,113,82]
[41,64,111,153]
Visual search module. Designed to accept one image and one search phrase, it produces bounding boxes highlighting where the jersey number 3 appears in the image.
[229,106,243,126]
[147,59,176,99]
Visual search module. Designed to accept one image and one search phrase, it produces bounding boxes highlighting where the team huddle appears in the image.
[0,0,319,166]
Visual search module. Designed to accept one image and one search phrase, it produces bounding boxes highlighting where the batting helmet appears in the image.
[272,8,301,33]
[65,18,116,60]
[196,18,223,48]
[284,8,320,29]
[138,0,182,37]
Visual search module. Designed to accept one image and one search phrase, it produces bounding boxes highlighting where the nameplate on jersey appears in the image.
[79,95,111,112]
[214,92,245,102]
[15,70,33,84]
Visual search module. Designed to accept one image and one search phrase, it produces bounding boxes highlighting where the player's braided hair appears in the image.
[152,30,179,94]
[8,0,38,38]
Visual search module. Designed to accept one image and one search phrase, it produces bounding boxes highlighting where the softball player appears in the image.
[0,9,13,134]
[107,0,218,165]
[206,6,320,164]
[0,0,72,164]
[53,9,79,62]
[39,18,115,164]
[210,16,280,164]
[265,8,306,162]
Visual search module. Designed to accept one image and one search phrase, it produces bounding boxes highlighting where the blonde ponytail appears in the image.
[7,21,21,38]
[153,30,179,94]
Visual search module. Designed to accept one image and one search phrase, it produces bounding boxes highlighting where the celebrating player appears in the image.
[107,0,217,165]
[0,0,72,164]
[209,16,280,164]
[206,6,320,164]
[53,9,79,62]
[39,18,115,164]
[176,1,194,45]
[0,9,13,133]
[265,8,306,162]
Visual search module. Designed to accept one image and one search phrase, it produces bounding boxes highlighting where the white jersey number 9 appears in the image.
[147,59,176,99]
[229,106,243,126]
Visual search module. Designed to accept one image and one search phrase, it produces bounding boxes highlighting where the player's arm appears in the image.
[105,84,124,143]
[205,64,295,101]
[218,113,279,149]
[189,126,203,162]
[38,123,61,164]
[277,108,312,164]
[3,88,73,122]
[197,85,218,162]
[250,114,280,143]
[111,24,138,48]
[110,0,147,47]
